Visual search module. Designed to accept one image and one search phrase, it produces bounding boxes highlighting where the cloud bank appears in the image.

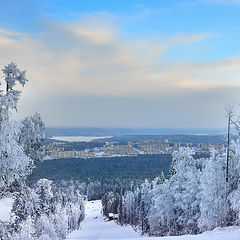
[0,16,239,127]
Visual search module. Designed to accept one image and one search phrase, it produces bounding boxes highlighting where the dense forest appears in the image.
[28,154,172,200]
[28,154,208,201]
[29,154,172,183]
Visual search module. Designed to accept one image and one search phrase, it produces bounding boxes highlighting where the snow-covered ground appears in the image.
[67,200,140,240]
[0,197,14,222]
[67,200,240,240]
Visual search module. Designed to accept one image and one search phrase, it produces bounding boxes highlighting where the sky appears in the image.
[0,0,240,128]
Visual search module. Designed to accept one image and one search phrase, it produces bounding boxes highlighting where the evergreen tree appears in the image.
[10,216,35,240]
[198,149,229,231]
[35,179,54,216]
[149,148,200,236]
[19,113,45,164]
[11,185,39,231]
[170,148,200,234]
[0,62,44,192]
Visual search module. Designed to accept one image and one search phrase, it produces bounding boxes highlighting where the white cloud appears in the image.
[0,17,239,127]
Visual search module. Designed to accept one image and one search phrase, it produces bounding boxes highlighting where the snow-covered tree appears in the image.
[122,190,135,225]
[35,179,54,216]
[9,180,85,240]
[170,148,200,234]
[10,216,35,240]
[0,62,31,190]
[229,186,240,224]
[34,214,57,240]
[228,140,240,191]
[198,149,229,231]
[148,148,200,236]
[11,185,39,231]
[228,140,240,224]
[0,63,85,240]
[149,179,175,236]
[138,179,153,233]
[102,191,120,216]
[19,113,45,164]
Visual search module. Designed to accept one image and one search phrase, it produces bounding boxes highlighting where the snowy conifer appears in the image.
[35,179,54,216]
[170,148,200,234]
[10,216,35,240]
[198,149,229,231]
[19,113,45,163]
[0,62,31,190]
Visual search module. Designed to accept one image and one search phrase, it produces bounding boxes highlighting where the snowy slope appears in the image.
[67,200,140,240]
[0,197,14,222]
[67,200,240,240]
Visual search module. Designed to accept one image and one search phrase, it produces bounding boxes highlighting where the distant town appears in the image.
[43,136,226,160]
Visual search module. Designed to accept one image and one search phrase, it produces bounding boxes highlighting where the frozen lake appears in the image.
[51,136,112,142]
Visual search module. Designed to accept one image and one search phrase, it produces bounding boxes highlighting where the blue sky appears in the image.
[0,0,240,128]
[2,0,240,60]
